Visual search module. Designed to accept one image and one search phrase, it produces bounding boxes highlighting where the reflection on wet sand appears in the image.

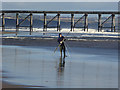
[2,45,118,88]
[58,57,65,68]
[57,57,65,87]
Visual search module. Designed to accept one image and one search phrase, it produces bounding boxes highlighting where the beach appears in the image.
[2,36,119,49]
[1,36,118,88]
[1,1,119,89]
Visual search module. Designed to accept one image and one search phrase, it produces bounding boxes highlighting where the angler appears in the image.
[57,33,67,58]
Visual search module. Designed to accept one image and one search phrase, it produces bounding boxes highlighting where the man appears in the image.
[57,33,66,58]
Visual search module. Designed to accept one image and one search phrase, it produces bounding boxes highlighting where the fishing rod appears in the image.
[54,29,72,54]
[54,38,65,53]
[64,42,70,57]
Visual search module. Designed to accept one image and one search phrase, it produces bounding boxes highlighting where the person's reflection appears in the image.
[57,57,66,87]
[58,57,65,73]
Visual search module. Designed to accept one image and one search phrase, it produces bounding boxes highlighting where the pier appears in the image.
[0,10,120,35]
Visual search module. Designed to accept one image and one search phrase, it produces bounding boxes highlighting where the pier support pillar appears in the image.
[57,13,60,31]
[44,13,47,31]
[16,13,19,35]
[98,14,101,32]
[84,14,88,31]
[2,13,5,32]
[111,14,115,32]
[71,14,74,31]
[30,13,33,35]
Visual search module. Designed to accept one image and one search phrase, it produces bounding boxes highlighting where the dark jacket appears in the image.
[57,36,65,46]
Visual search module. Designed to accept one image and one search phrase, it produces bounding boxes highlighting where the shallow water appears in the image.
[2,45,118,88]
[2,29,119,39]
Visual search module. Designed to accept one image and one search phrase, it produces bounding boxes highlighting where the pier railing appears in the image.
[0,10,120,35]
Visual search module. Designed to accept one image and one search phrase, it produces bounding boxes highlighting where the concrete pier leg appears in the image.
[98,14,101,32]
[30,13,33,35]
[2,13,5,32]
[71,14,74,31]
[86,14,88,32]
[84,14,88,31]
[111,14,115,32]
[16,13,19,35]
[43,13,47,31]
[57,13,60,31]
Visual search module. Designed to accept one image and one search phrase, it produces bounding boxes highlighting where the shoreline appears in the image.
[1,37,118,49]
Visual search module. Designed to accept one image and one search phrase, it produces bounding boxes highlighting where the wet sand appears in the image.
[2,37,119,49]
[2,81,44,88]
[1,36,118,88]
[1,44,118,88]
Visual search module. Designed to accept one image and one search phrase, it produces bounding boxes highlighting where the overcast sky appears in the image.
[2,2,118,11]
[1,0,120,2]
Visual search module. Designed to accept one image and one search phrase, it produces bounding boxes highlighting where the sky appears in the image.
[2,2,119,11]
[1,0,120,2]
